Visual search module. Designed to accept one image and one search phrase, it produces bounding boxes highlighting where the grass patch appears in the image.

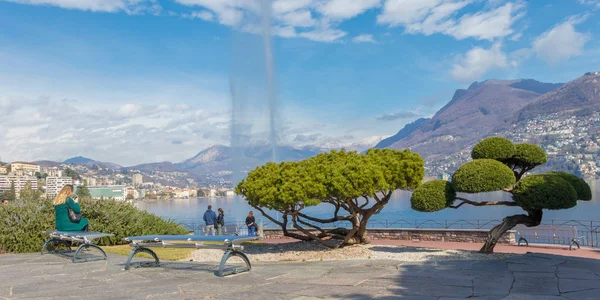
[103,245,195,261]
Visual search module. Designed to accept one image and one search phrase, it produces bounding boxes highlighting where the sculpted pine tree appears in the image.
[236,149,424,247]
[411,137,592,253]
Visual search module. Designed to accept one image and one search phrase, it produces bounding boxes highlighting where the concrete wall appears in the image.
[263,228,515,244]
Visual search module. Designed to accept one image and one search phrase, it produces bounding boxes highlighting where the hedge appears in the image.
[410,180,456,212]
[452,159,516,193]
[512,174,578,210]
[0,198,187,253]
[471,137,515,160]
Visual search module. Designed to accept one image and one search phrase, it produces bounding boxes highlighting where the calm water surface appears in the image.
[136,180,600,224]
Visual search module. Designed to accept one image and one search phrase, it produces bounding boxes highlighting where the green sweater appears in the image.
[55,196,89,231]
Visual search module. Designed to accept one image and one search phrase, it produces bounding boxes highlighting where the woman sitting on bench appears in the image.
[54,185,89,232]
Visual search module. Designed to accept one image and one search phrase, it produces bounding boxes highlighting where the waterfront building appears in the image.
[42,167,62,177]
[46,177,74,198]
[86,185,127,201]
[0,166,7,175]
[0,175,38,194]
[132,174,143,187]
[10,162,40,176]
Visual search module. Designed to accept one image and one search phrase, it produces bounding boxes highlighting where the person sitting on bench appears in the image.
[54,185,89,231]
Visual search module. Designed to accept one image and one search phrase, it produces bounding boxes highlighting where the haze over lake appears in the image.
[136,180,600,225]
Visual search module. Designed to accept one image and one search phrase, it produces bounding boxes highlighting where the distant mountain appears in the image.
[387,79,562,157]
[127,162,188,173]
[375,118,430,149]
[63,156,121,169]
[511,72,600,123]
[178,144,322,176]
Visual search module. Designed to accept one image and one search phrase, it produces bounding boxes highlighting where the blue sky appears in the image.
[0,0,598,165]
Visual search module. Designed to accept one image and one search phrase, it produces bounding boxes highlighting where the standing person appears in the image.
[245,211,257,236]
[216,208,225,236]
[203,205,217,236]
[54,185,89,231]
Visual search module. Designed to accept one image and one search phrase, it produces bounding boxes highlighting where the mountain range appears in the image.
[35,72,600,183]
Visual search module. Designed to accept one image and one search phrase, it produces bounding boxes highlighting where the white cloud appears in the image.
[532,16,590,64]
[278,9,316,27]
[2,0,161,14]
[352,34,376,43]
[299,28,347,42]
[182,10,214,21]
[378,0,525,41]
[579,0,600,9]
[451,43,512,81]
[272,0,314,14]
[316,0,380,20]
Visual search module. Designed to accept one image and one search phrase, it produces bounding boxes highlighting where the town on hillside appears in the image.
[0,161,235,202]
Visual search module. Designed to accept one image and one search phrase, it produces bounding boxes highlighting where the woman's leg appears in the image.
[217,225,222,236]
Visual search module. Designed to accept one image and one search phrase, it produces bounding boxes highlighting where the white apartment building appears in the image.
[10,162,40,176]
[0,166,7,175]
[132,174,143,187]
[46,177,74,198]
[43,167,62,177]
[0,175,38,195]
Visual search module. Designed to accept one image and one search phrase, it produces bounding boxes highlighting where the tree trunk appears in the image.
[479,209,542,254]
[343,213,361,245]
[357,212,374,244]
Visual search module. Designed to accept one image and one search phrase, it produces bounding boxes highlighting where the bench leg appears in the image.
[124,246,160,270]
[217,249,251,277]
[517,237,528,247]
[570,239,580,251]
[72,244,108,263]
[41,239,72,255]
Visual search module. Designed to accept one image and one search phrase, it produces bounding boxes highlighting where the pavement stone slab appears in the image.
[511,272,559,296]
[559,278,600,293]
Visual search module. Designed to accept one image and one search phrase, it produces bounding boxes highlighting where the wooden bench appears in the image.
[515,225,585,250]
[41,231,114,263]
[123,223,263,277]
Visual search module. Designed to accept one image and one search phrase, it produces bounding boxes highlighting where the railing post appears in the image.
[591,221,594,248]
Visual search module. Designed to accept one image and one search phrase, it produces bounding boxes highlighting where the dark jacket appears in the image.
[216,213,225,226]
[55,196,89,231]
[245,216,256,228]
[203,209,217,225]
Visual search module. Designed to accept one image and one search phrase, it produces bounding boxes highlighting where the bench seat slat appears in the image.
[126,235,258,242]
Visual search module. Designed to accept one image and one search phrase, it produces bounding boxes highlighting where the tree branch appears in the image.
[450,197,518,209]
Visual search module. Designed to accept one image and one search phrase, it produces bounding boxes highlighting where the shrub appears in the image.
[513,143,547,166]
[411,180,456,212]
[0,198,187,253]
[452,159,516,193]
[471,137,515,160]
[547,172,592,201]
[512,174,577,210]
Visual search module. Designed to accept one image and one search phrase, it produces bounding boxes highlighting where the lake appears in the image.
[136,180,600,226]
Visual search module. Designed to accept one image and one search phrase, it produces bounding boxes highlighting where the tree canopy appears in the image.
[237,148,424,247]
[410,137,592,253]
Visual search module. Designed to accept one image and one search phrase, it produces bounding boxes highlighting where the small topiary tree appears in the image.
[410,137,591,253]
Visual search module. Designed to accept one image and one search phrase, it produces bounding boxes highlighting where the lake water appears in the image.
[136,180,600,226]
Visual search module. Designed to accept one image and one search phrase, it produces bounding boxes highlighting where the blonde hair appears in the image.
[54,185,74,206]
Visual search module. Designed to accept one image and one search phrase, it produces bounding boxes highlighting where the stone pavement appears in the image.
[2,251,600,299]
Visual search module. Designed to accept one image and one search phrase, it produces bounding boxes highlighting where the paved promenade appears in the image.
[2,249,600,299]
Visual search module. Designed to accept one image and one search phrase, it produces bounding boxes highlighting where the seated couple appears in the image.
[53,185,89,232]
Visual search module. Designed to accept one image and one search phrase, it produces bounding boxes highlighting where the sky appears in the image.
[0,0,599,166]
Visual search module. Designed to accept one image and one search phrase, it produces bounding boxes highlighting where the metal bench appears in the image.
[123,223,263,277]
[41,231,114,263]
[516,225,585,250]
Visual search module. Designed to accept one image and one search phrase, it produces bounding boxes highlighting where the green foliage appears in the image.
[7,182,16,201]
[0,198,187,253]
[19,181,40,202]
[452,159,516,193]
[34,172,42,179]
[513,143,547,166]
[512,174,577,210]
[64,168,81,180]
[126,193,135,200]
[547,172,592,201]
[75,185,91,199]
[411,180,456,212]
[471,137,515,160]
